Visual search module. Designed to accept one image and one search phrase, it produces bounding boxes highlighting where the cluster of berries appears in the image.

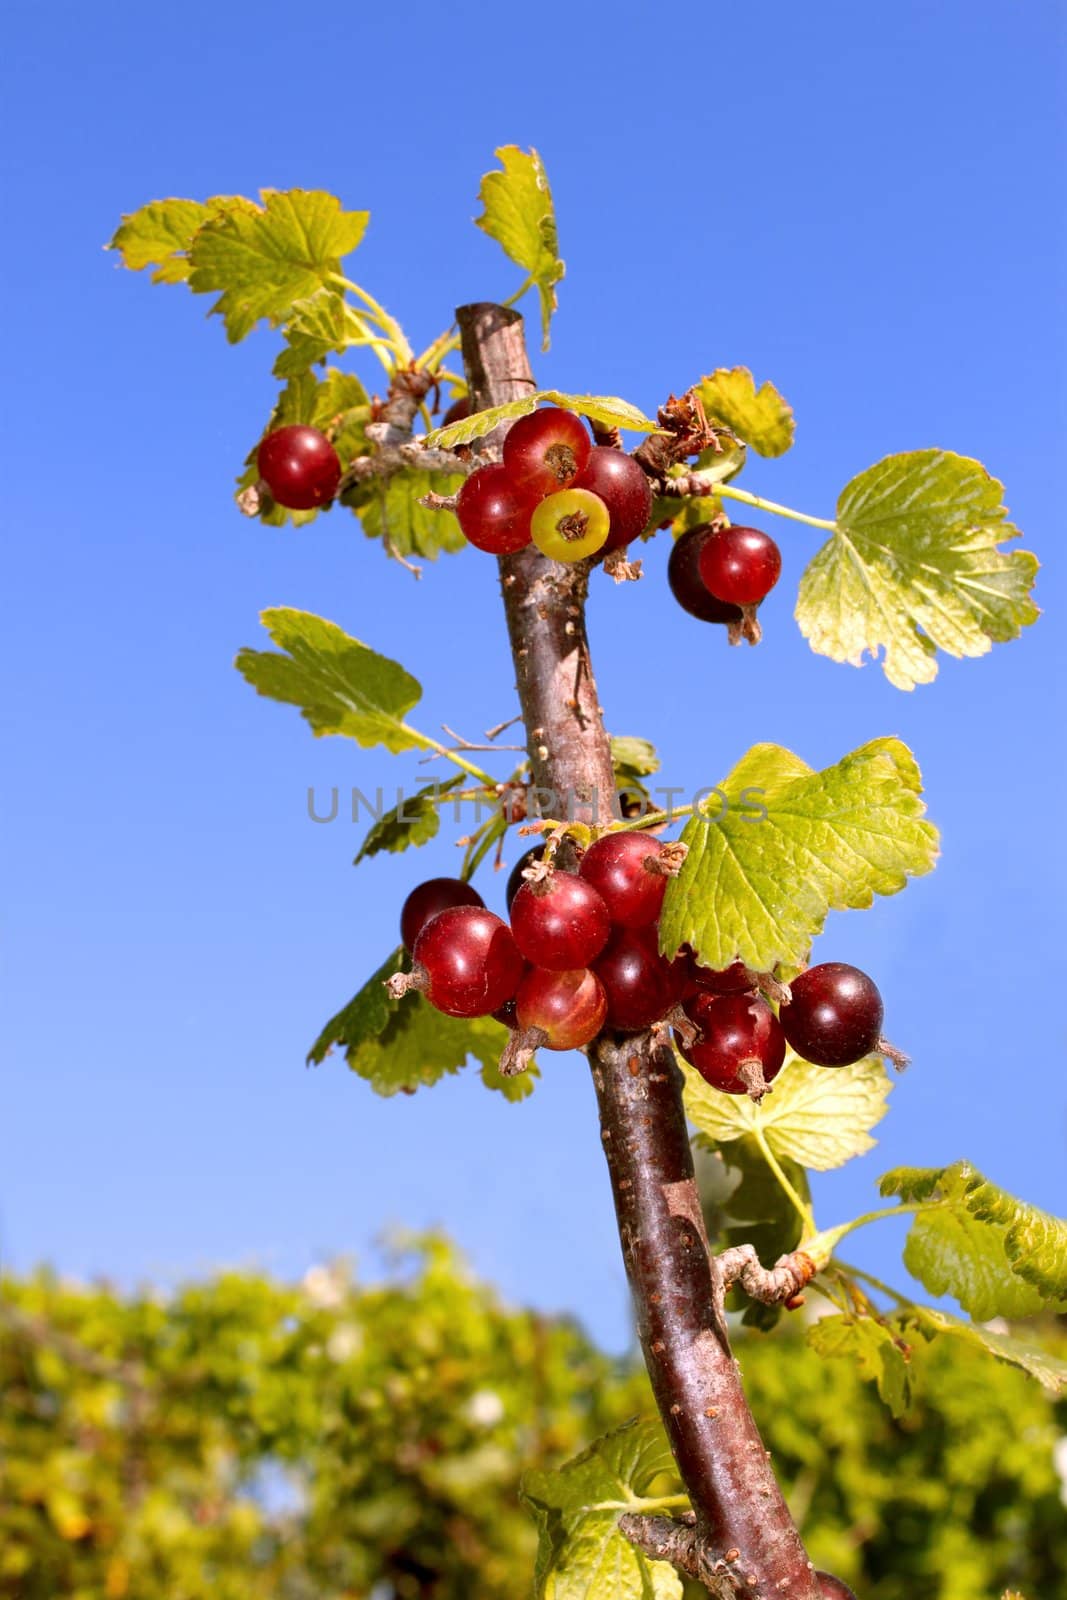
[393,838,886,1092]
[454,405,653,563]
[668,520,783,636]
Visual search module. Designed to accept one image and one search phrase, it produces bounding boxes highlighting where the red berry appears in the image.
[515,966,607,1050]
[411,906,523,1018]
[779,962,883,1067]
[697,524,781,607]
[257,425,341,510]
[679,992,785,1096]
[594,927,683,1031]
[579,832,667,928]
[815,1576,858,1600]
[400,877,484,953]
[506,845,546,913]
[685,957,756,996]
[510,872,611,970]
[667,526,744,624]
[574,447,653,551]
[456,464,537,554]
[503,407,592,496]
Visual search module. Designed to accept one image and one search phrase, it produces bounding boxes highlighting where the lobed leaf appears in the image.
[696,368,794,457]
[476,146,565,351]
[796,449,1039,690]
[187,189,370,342]
[308,947,534,1100]
[915,1306,1067,1395]
[351,468,467,559]
[682,1052,891,1171]
[880,1161,1067,1318]
[659,736,938,973]
[273,291,380,378]
[521,1419,685,1600]
[807,1315,916,1417]
[107,195,255,283]
[353,778,465,864]
[235,608,424,753]
[424,390,658,449]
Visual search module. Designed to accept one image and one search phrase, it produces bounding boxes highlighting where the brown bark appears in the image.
[455,303,820,1599]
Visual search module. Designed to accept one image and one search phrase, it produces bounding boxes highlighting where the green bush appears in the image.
[2,1239,1063,1599]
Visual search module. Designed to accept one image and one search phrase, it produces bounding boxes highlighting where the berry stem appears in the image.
[716,483,838,533]
[753,1125,817,1234]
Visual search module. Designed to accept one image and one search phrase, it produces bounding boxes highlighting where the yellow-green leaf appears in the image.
[797,449,1039,690]
[880,1162,1067,1318]
[696,368,794,457]
[521,1419,685,1600]
[682,1052,892,1171]
[476,146,564,351]
[659,737,938,973]
[187,189,370,342]
[108,196,254,283]
[425,390,657,449]
[235,609,424,753]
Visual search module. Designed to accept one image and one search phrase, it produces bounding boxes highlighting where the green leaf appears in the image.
[879,1162,1067,1318]
[235,608,426,753]
[107,195,255,283]
[696,368,794,457]
[610,736,660,780]
[308,948,534,1099]
[521,1419,685,1600]
[807,1315,917,1417]
[187,189,370,342]
[914,1306,1067,1396]
[796,449,1039,690]
[239,368,372,527]
[659,737,938,973]
[682,1051,892,1171]
[354,778,464,864]
[476,146,565,351]
[352,468,467,558]
[425,390,658,449]
[273,291,382,378]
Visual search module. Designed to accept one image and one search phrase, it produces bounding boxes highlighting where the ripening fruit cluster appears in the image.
[397,849,886,1090]
[455,407,653,562]
[668,520,782,628]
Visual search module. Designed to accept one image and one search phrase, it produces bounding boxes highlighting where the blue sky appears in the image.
[3,1,1064,1350]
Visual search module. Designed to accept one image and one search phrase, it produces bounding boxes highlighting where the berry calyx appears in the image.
[697,524,782,607]
[574,447,653,552]
[400,877,485,953]
[579,832,668,928]
[503,406,592,496]
[667,526,744,625]
[530,489,610,562]
[778,962,884,1067]
[409,906,523,1018]
[593,927,683,1031]
[514,966,607,1049]
[679,992,786,1099]
[257,425,341,510]
[510,872,611,970]
[506,845,546,913]
[456,464,537,554]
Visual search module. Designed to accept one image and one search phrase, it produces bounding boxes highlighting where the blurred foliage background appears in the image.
[1,1235,1064,1600]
